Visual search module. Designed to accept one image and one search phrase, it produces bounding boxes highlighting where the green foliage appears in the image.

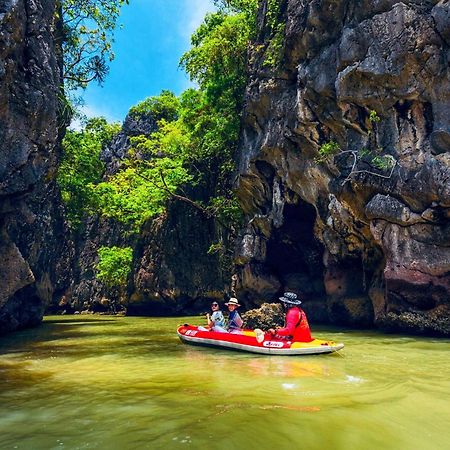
[128,90,180,122]
[91,158,193,231]
[60,0,129,90]
[359,146,395,171]
[315,138,397,185]
[214,0,258,14]
[262,0,285,68]
[180,11,251,112]
[207,196,244,226]
[179,4,256,201]
[96,246,133,287]
[57,87,75,129]
[369,110,381,123]
[59,2,254,236]
[83,92,192,232]
[316,141,340,162]
[263,23,285,68]
[207,241,225,255]
[265,0,284,30]
[371,154,396,170]
[57,117,120,227]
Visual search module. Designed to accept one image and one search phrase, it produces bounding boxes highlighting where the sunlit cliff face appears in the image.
[234,0,450,335]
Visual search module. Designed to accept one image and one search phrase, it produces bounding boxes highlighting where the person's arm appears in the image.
[275,309,299,336]
[235,311,243,329]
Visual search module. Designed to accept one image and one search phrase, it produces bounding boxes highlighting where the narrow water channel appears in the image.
[0,316,449,449]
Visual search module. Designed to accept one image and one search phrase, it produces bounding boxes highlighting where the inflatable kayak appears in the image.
[177,325,344,356]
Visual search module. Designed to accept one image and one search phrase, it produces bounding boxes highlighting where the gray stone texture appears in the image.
[0,0,71,333]
[235,0,450,335]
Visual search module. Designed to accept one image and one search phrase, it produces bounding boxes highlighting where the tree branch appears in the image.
[133,169,236,236]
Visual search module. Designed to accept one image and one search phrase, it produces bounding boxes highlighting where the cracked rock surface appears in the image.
[0,0,72,334]
[234,0,450,335]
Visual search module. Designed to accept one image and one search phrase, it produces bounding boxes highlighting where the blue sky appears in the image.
[79,0,216,123]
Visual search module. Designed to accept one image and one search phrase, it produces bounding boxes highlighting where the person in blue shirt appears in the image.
[207,301,227,332]
[225,298,243,333]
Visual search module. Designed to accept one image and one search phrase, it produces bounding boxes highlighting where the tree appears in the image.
[96,246,133,287]
[57,0,129,90]
[59,3,254,236]
[57,117,120,226]
[180,10,253,112]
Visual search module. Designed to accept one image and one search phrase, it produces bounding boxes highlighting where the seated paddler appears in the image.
[206,301,227,333]
[225,297,243,333]
[268,292,312,342]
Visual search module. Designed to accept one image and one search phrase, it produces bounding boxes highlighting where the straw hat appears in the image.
[225,298,240,307]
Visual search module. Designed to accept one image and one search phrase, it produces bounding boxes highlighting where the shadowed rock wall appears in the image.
[59,112,230,316]
[0,0,71,333]
[235,0,450,335]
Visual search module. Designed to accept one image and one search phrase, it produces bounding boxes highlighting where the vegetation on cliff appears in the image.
[57,0,262,288]
[96,246,133,287]
[57,117,120,226]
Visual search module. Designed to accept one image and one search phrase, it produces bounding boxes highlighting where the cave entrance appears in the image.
[266,201,325,299]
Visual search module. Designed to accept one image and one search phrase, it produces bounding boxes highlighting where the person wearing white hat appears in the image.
[268,292,312,342]
[225,298,243,333]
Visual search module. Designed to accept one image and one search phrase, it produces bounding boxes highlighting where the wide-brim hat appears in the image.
[225,297,240,307]
[279,292,302,305]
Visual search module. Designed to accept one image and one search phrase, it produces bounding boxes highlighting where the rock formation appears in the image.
[2,0,449,337]
[234,0,450,335]
[0,0,72,333]
[62,111,230,315]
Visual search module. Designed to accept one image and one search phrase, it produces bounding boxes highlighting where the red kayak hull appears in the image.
[177,325,344,355]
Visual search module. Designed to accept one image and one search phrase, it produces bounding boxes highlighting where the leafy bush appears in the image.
[96,246,133,287]
[263,0,286,68]
[128,90,179,122]
[57,117,120,227]
[315,141,340,163]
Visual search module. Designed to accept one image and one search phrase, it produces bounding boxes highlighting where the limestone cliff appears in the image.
[0,0,71,333]
[60,111,230,315]
[234,0,450,335]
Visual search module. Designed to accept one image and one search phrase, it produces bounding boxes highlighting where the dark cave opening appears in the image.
[265,201,326,299]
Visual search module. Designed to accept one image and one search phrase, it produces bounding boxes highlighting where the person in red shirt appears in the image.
[268,292,312,342]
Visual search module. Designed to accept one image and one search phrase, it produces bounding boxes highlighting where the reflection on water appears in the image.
[0,316,449,450]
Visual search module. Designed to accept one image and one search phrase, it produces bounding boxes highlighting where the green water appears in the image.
[0,316,449,450]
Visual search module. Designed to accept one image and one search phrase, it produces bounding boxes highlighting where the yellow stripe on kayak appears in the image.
[290,339,336,348]
[242,331,256,337]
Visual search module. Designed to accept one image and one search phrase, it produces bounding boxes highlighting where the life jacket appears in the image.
[291,308,313,342]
